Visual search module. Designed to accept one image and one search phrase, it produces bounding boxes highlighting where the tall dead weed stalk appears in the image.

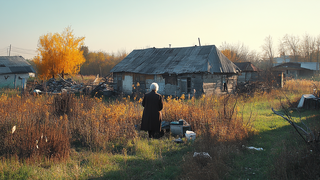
[0,92,253,164]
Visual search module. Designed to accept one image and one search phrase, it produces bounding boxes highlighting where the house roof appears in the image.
[234,62,260,72]
[300,62,319,71]
[110,45,240,75]
[0,56,35,75]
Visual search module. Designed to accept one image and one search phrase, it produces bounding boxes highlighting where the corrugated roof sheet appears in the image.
[0,56,35,75]
[110,45,240,75]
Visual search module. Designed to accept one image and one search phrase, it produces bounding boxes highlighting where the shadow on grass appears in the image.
[90,110,320,180]
[88,139,192,180]
[228,109,320,180]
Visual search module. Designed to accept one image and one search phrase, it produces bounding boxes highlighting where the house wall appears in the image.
[227,75,237,93]
[251,72,259,81]
[112,73,121,92]
[298,69,314,77]
[113,73,166,95]
[0,73,29,89]
[285,70,298,79]
[237,73,246,83]
[112,72,237,96]
[112,72,133,94]
[141,75,165,94]
[275,69,314,79]
[237,72,259,83]
[122,73,133,94]
[203,74,237,94]
[163,74,178,96]
[176,74,203,97]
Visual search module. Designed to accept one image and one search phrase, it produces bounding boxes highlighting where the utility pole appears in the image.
[8,44,11,56]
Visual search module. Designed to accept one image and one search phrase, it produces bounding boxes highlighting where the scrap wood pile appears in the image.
[91,82,109,96]
[91,73,115,96]
[30,74,114,96]
[236,81,270,94]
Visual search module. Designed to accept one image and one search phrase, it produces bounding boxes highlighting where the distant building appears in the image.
[272,62,319,79]
[273,55,291,64]
[234,62,261,83]
[110,45,240,97]
[0,56,35,89]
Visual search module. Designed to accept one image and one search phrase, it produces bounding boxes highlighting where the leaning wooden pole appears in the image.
[271,108,309,144]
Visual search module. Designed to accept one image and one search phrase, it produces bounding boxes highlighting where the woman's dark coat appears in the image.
[141,90,163,132]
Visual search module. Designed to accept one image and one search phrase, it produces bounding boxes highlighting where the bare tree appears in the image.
[301,33,316,62]
[246,50,261,62]
[278,39,288,63]
[309,36,316,62]
[316,35,320,73]
[282,34,300,62]
[262,35,275,66]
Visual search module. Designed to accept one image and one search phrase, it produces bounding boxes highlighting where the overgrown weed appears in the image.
[0,78,319,179]
[180,94,249,179]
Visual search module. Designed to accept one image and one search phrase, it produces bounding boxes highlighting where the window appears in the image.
[181,77,192,94]
[187,77,191,93]
[135,75,140,82]
[181,79,187,93]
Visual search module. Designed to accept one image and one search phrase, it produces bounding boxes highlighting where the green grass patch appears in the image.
[0,135,193,180]
[228,92,320,179]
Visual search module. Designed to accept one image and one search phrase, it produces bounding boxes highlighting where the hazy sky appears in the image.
[1,0,319,59]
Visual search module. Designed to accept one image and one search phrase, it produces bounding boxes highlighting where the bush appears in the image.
[0,95,69,160]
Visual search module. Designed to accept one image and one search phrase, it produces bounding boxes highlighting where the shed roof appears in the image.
[0,56,35,75]
[110,45,240,75]
[234,62,261,72]
[273,62,319,71]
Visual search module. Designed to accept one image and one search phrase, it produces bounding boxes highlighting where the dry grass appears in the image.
[0,93,143,160]
[163,94,251,141]
[0,94,70,160]
[179,95,247,180]
[1,78,320,179]
[0,88,252,163]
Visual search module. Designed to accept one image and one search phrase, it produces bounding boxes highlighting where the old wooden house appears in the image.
[110,45,240,97]
[234,62,261,83]
[0,56,35,89]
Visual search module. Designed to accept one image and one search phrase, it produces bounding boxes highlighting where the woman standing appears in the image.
[141,82,163,138]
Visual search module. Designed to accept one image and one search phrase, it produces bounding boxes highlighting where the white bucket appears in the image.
[185,130,196,141]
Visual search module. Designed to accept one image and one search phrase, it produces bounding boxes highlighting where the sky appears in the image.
[1,0,320,59]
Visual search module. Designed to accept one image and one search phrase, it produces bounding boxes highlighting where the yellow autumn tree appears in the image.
[221,49,241,62]
[34,27,85,79]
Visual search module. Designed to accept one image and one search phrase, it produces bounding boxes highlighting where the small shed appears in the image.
[110,45,240,97]
[0,56,35,89]
[234,62,261,83]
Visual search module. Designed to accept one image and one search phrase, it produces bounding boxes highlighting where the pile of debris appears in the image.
[31,74,115,96]
[90,73,115,97]
[236,81,270,94]
[34,78,85,94]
